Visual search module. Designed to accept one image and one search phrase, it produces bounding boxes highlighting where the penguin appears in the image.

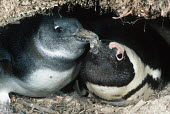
[0,14,99,107]
[78,17,170,106]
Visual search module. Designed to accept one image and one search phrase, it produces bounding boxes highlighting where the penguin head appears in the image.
[35,16,99,60]
[81,40,135,87]
[79,40,161,106]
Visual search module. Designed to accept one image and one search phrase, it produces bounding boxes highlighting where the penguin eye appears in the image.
[116,53,124,61]
[54,26,63,33]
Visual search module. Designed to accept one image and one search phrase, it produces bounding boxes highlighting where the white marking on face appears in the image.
[88,42,161,101]
[109,42,161,92]
[122,43,147,93]
[54,25,60,29]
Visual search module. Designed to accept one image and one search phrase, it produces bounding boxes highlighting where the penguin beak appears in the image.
[73,28,99,45]
[73,28,101,54]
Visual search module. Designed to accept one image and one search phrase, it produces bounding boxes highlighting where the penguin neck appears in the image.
[33,38,80,62]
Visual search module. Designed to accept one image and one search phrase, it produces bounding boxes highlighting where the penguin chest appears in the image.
[24,67,76,96]
[86,82,127,100]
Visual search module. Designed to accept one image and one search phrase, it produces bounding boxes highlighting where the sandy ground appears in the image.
[8,83,170,114]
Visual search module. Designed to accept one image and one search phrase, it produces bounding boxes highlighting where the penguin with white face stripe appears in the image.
[80,40,161,106]
[0,14,99,110]
[78,18,168,106]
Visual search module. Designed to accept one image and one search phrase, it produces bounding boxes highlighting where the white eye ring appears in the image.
[116,53,124,61]
[54,25,60,29]
[109,42,125,61]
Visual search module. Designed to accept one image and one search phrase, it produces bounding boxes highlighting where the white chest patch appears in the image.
[29,68,75,90]
[13,67,76,97]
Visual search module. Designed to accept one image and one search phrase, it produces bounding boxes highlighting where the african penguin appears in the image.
[78,18,169,106]
[0,15,99,108]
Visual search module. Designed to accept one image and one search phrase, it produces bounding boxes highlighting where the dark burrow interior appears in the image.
[1,4,170,96]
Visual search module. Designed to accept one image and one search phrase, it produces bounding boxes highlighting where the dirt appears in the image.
[1,0,170,26]
[8,83,170,114]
